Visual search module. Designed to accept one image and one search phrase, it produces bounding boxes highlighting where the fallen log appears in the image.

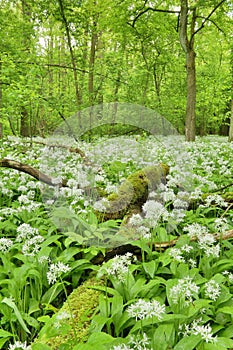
[92,229,233,264]
[95,163,169,222]
[0,158,68,187]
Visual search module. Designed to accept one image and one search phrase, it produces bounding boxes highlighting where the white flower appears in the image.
[198,233,216,247]
[170,277,199,305]
[127,298,165,321]
[93,198,110,212]
[129,213,144,226]
[181,244,193,253]
[103,253,133,282]
[204,280,221,301]
[188,258,197,268]
[204,194,228,208]
[38,255,51,264]
[47,262,71,284]
[214,218,228,233]
[192,323,217,343]
[142,200,168,221]
[173,199,189,210]
[22,235,44,256]
[129,333,151,350]
[8,341,32,350]
[184,223,208,238]
[111,345,132,350]
[169,248,185,262]
[202,243,220,258]
[179,320,217,344]
[16,224,39,242]
[0,238,13,253]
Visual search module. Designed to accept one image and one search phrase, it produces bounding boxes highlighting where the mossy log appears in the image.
[35,277,104,348]
[95,163,169,222]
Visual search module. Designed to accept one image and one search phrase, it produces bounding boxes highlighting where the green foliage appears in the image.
[0,135,233,349]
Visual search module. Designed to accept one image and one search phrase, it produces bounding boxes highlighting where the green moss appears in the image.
[95,163,169,222]
[35,277,104,349]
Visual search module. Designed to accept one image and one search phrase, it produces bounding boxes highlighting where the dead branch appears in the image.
[93,229,233,264]
[31,140,92,164]
[0,159,67,187]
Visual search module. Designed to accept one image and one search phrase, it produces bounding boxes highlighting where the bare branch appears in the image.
[191,0,227,39]
[0,158,67,187]
[129,6,180,28]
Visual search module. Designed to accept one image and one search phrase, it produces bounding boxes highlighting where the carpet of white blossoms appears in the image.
[0,135,233,350]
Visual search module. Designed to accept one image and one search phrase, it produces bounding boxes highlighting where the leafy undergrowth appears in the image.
[0,135,233,350]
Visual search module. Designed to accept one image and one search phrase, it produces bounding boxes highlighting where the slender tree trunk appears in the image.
[58,0,82,108]
[185,49,196,141]
[88,27,97,107]
[0,59,2,138]
[179,0,196,141]
[229,99,233,142]
[20,0,31,137]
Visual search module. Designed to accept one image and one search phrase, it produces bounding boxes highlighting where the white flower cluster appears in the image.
[47,261,71,284]
[0,237,13,253]
[169,277,199,305]
[16,223,44,257]
[214,217,229,233]
[203,194,228,208]
[8,341,32,350]
[142,200,169,227]
[204,280,221,301]
[184,223,220,258]
[103,253,133,282]
[16,223,39,242]
[128,333,152,350]
[179,319,217,344]
[169,244,194,264]
[127,298,165,321]
[223,270,233,283]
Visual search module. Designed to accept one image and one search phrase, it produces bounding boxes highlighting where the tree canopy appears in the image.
[0,0,232,139]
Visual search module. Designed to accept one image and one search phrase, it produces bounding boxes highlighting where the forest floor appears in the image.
[0,134,233,350]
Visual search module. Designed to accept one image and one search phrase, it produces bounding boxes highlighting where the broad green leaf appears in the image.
[0,329,13,337]
[217,306,233,315]
[142,260,157,278]
[174,335,201,350]
[2,297,30,334]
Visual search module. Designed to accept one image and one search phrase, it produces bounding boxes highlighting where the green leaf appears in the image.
[217,306,233,315]
[2,297,31,334]
[0,329,13,338]
[174,335,201,350]
[87,332,115,345]
[142,260,157,278]
[152,324,175,350]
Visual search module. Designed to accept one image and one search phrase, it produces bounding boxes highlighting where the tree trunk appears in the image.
[229,99,233,142]
[20,0,31,137]
[185,49,196,141]
[0,59,2,138]
[58,0,82,108]
[179,0,196,141]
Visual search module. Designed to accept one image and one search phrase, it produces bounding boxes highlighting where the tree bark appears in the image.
[179,0,196,141]
[185,49,196,141]
[57,0,82,108]
[0,59,2,138]
[229,99,233,142]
